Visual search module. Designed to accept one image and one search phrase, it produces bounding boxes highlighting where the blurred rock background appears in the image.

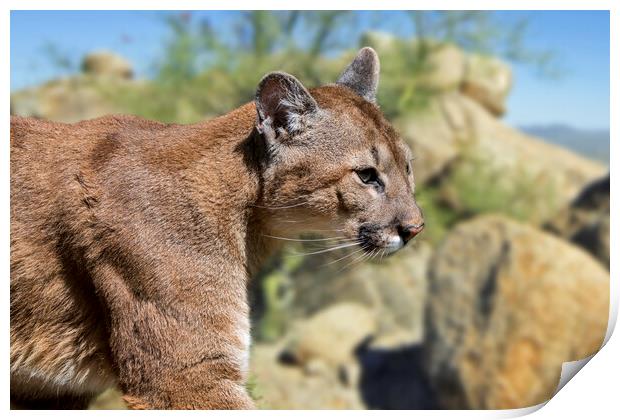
[11,11,610,410]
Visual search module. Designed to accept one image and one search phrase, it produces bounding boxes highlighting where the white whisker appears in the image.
[288,242,361,257]
[320,247,365,267]
[335,247,371,273]
[262,234,347,242]
[276,220,345,232]
[365,249,379,264]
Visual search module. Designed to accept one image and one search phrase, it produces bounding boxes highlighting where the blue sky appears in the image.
[10,10,609,130]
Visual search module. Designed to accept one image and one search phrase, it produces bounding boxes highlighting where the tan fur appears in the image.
[10,49,423,409]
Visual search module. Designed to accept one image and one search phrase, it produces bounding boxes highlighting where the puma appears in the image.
[10,47,424,409]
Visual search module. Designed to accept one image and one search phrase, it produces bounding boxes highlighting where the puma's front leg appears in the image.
[102,263,254,409]
[113,300,254,409]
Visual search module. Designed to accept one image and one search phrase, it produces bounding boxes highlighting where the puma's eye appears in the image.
[355,168,383,191]
[356,168,378,184]
[406,163,411,175]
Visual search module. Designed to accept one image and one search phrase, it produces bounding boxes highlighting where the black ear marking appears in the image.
[336,47,380,102]
[255,71,318,141]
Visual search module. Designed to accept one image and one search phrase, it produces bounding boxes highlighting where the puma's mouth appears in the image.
[357,225,405,256]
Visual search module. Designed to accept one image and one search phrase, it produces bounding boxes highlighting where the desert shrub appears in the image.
[251,253,304,342]
[97,11,553,124]
[414,186,460,244]
[442,149,560,224]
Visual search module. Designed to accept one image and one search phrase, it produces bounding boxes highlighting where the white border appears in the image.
[3,1,617,419]
[2,0,617,10]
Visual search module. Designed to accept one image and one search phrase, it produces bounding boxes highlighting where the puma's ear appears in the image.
[336,47,380,102]
[255,71,318,141]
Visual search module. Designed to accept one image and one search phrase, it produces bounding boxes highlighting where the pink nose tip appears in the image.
[398,223,424,243]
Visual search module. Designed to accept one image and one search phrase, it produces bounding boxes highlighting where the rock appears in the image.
[10,75,142,123]
[88,388,126,409]
[360,31,399,53]
[398,92,607,211]
[424,215,609,409]
[461,53,512,116]
[303,358,330,377]
[251,342,365,409]
[11,52,138,123]
[362,33,465,92]
[459,94,607,208]
[405,91,603,204]
[250,303,376,409]
[12,78,109,123]
[290,242,432,343]
[281,303,377,368]
[362,31,509,112]
[546,175,610,267]
[418,44,466,91]
[252,330,440,409]
[81,51,133,79]
[396,92,471,184]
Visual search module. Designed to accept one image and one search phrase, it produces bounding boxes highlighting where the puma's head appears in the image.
[255,47,423,255]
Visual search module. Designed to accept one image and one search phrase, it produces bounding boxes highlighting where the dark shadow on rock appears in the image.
[355,339,440,409]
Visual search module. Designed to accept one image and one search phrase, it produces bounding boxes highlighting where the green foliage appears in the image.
[104,12,359,123]
[365,37,438,118]
[255,253,304,342]
[443,149,561,224]
[245,374,262,404]
[98,11,555,123]
[413,147,561,246]
[414,186,460,244]
[41,43,77,72]
[406,11,560,77]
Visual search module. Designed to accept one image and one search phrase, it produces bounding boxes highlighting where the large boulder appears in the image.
[398,92,607,212]
[81,51,133,79]
[362,31,510,112]
[11,52,138,123]
[417,44,467,91]
[289,243,432,344]
[396,92,470,184]
[361,32,607,199]
[280,303,377,368]
[250,342,365,409]
[248,241,433,409]
[461,53,512,116]
[11,77,124,123]
[251,302,438,410]
[424,215,609,409]
[250,303,375,409]
[546,174,610,267]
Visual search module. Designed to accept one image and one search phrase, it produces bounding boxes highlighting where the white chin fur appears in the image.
[384,236,404,254]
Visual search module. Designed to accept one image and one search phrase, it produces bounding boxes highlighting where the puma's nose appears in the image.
[397,223,424,243]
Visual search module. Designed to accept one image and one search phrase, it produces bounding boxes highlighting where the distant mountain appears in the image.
[519,124,609,164]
